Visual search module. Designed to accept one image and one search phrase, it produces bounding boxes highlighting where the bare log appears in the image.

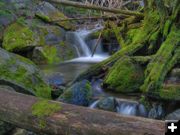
[46,0,144,17]
[52,15,129,22]
[0,89,165,135]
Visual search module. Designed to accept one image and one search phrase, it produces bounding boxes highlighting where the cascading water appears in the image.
[66,26,109,63]
[89,98,148,117]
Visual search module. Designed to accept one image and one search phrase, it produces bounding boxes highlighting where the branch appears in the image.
[46,0,144,17]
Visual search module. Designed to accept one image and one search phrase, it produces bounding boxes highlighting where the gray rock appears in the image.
[58,80,93,106]
[0,48,51,98]
[166,109,180,120]
[97,97,117,112]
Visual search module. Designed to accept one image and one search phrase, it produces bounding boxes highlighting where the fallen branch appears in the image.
[46,0,144,17]
[0,89,165,135]
[92,31,102,57]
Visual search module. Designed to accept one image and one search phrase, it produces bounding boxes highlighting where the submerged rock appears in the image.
[0,48,51,98]
[58,80,93,106]
[166,109,180,120]
[97,97,117,112]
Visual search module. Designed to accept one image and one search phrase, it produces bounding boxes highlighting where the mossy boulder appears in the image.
[31,25,76,64]
[2,19,76,64]
[35,1,74,30]
[0,48,51,98]
[58,80,93,106]
[2,21,39,52]
[104,56,144,93]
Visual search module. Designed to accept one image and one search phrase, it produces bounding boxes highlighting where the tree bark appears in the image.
[0,89,165,135]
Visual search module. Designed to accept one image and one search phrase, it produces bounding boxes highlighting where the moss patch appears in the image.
[32,99,61,129]
[104,56,144,93]
[2,22,35,51]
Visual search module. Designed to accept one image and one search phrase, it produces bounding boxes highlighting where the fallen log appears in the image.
[46,0,144,17]
[0,89,165,135]
[52,15,129,22]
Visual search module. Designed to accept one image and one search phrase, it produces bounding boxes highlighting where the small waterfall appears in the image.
[89,100,99,109]
[89,98,148,117]
[117,102,137,116]
[66,26,109,63]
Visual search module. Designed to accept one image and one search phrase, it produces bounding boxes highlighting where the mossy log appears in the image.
[76,0,180,100]
[0,89,165,135]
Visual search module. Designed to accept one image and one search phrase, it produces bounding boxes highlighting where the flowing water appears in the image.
[42,26,148,117]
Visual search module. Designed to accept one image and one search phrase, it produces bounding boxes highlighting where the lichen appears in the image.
[32,99,61,129]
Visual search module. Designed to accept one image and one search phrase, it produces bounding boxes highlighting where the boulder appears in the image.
[97,97,117,112]
[2,21,39,52]
[58,80,93,106]
[166,109,180,120]
[2,19,77,64]
[0,48,51,98]
[35,1,73,30]
[104,56,144,93]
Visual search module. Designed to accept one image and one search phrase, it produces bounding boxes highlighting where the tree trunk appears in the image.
[75,0,180,100]
[0,89,165,135]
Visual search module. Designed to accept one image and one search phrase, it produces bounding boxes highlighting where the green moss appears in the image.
[32,99,61,129]
[3,22,35,51]
[139,95,151,110]
[104,56,144,93]
[140,26,180,95]
[163,20,171,37]
[41,46,60,64]
[160,86,180,100]
[0,50,51,98]
[36,13,51,22]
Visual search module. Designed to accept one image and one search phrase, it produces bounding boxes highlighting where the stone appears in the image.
[166,109,180,120]
[97,97,118,112]
[0,48,51,98]
[58,80,93,106]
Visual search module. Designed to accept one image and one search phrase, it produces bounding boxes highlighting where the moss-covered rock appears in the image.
[35,1,74,30]
[104,56,144,93]
[2,21,38,52]
[30,25,76,64]
[0,48,51,98]
[58,80,93,106]
[2,18,76,64]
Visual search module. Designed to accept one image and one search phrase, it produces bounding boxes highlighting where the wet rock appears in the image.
[0,121,14,135]
[35,1,73,30]
[166,109,180,120]
[137,104,148,117]
[97,97,117,112]
[58,80,93,106]
[2,18,76,64]
[0,48,51,98]
[148,104,164,119]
